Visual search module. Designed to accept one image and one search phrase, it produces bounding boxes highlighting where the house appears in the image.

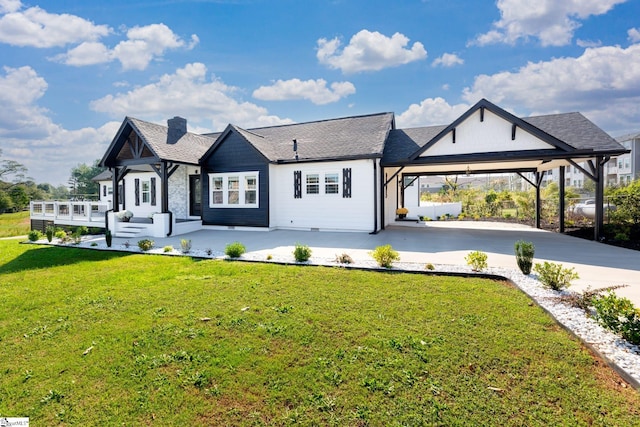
[33,99,627,240]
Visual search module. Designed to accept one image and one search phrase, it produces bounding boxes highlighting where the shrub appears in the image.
[163,245,174,253]
[54,229,67,239]
[180,239,192,254]
[425,263,435,270]
[514,240,535,275]
[293,243,312,262]
[71,228,83,245]
[45,225,54,242]
[137,239,154,251]
[90,242,98,247]
[105,229,112,248]
[225,241,246,258]
[266,254,273,260]
[27,230,43,242]
[205,248,212,256]
[533,261,578,291]
[592,292,640,345]
[77,226,89,235]
[465,251,488,272]
[334,253,354,264]
[370,245,400,268]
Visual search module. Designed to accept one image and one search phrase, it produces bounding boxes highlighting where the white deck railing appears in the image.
[30,201,110,224]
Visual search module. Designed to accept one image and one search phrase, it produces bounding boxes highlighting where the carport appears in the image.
[380,99,629,241]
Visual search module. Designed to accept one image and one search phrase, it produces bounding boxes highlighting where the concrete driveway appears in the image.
[122,221,640,306]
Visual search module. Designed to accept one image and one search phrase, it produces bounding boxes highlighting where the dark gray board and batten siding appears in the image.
[201,131,270,227]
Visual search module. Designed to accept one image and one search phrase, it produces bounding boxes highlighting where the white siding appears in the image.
[421,109,554,157]
[269,159,377,231]
[122,171,160,219]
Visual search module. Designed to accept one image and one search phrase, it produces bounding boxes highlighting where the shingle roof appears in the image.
[204,113,395,163]
[128,117,215,164]
[522,112,623,152]
[383,125,446,164]
[615,132,640,142]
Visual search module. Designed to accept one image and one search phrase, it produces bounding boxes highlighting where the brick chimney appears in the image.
[167,116,187,144]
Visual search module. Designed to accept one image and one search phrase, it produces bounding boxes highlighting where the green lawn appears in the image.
[0,211,30,238]
[1,241,638,425]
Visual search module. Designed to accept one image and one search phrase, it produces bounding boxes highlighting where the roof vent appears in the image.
[167,116,187,144]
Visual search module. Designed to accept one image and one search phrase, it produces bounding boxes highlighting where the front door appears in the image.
[189,175,201,217]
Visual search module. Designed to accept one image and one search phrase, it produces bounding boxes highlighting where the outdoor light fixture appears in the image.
[466,165,471,176]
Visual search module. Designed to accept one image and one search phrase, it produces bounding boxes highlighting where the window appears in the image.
[209,172,259,208]
[142,181,150,203]
[228,176,239,204]
[325,173,339,194]
[107,186,113,195]
[212,177,223,204]
[306,174,319,194]
[245,175,257,204]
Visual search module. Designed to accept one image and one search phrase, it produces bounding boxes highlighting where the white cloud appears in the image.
[0,0,21,14]
[461,43,640,131]
[0,4,110,48]
[396,97,470,128]
[576,39,602,48]
[90,62,293,130]
[0,66,119,184]
[472,0,628,46]
[629,28,640,43]
[432,53,464,68]
[53,24,199,71]
[317,29,427,73]
[252,78,355,105]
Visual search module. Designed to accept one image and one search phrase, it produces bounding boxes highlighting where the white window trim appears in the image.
[142,180,151,204]
[305,171,340,196]
[209,171,259,208]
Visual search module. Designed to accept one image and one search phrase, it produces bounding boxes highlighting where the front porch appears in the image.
[30,201,202,238]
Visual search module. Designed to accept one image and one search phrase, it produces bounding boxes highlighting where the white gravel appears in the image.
[31,237,640,388]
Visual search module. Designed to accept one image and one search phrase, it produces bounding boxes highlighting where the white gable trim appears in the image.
[419,109,555,158]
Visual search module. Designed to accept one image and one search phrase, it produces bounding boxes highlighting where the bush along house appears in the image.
[31,99,627,241]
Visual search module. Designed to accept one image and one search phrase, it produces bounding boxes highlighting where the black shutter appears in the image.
[342,168,352,198]
[150,177,156,206]
[294,170,302,198]
[103,185,106,197]
[135,178,140,206]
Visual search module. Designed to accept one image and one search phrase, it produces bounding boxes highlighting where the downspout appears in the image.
[370,159,379,234]
[167,211,173,237]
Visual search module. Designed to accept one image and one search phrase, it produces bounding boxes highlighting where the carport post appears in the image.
[535,171,543,229]
[594,156,605,242]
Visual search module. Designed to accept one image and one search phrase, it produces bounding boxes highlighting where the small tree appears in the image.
[370,245,400,268]
[514,240,535,275]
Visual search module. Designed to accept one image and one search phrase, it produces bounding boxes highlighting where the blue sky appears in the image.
[1,0,639,185]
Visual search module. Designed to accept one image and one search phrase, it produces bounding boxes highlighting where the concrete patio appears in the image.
[110,221,640,306]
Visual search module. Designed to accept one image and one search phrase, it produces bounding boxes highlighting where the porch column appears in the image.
[559,166,565,233]
[111,167,120,213]
[161,161,170,213]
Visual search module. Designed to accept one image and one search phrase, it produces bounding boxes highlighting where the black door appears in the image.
[189,175,201,217]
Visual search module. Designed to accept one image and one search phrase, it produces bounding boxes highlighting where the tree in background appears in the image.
[69,160,105,200]
[0,149,33,212]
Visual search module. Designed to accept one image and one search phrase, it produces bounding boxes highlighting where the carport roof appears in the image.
[382,99,627,169]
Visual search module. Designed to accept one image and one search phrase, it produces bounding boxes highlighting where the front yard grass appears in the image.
[1,241,639,425]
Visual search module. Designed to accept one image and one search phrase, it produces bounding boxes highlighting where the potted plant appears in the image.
[396,207,408,219]
[116,210,133,222]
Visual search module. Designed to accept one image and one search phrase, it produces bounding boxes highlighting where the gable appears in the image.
[202,126,269,169]
[418,108,556,158]
[115,129,157,162]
